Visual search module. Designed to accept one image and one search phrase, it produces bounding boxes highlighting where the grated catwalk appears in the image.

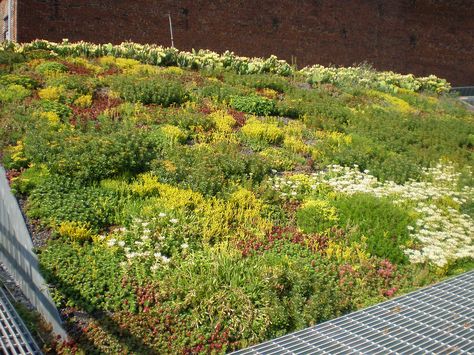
[234,271,474,355]
[0,287,41,354]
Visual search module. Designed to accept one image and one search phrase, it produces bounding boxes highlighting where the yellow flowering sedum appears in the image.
[38,86,65,101]
[210,110,236,133]
[241,117,284,147]
[73,94,93,108]
[57,221,94,243]
[39,111,61,126]
[158,124,188,145]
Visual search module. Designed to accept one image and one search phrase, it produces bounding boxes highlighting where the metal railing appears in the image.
[0,166,66,339]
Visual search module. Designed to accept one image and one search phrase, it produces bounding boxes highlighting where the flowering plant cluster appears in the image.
[1,40,449,92]
[279,163,474,267]
[2,40,293,76]
[301,64,451,93]
[103,216,185,272]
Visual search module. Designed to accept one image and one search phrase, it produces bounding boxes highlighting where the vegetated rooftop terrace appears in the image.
[0,40,473,353]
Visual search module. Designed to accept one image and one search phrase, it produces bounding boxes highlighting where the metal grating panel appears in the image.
[451,86,474,96]
[0,287,41,354]
[233,271,474,355]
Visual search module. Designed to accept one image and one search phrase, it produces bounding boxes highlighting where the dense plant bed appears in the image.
[0,42,473,353]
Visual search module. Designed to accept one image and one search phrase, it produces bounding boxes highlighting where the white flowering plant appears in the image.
[1,40,449,93]
[271,163,473,268]
[101,214,194,281]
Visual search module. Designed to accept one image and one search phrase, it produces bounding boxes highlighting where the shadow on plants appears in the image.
[38,241,157,354]
[57,291,157,354]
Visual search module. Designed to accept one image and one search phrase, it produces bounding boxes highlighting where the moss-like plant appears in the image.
[35,61,68,75]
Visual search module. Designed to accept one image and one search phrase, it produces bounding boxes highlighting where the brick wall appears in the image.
[16,0,474,85]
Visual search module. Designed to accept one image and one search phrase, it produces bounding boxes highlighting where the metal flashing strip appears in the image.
[451,86,474,97]
[0,287,41,354]
[233,271,474,354]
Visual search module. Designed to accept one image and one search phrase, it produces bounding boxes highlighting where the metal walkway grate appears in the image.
[0,287,41,354]
[451,86,474,97]
[234,271,474,354]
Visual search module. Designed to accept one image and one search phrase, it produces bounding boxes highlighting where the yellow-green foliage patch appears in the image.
[367,89,415,114]
[241,117,284,150]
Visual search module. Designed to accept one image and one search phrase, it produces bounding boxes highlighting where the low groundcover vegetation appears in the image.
[0,40,473,353]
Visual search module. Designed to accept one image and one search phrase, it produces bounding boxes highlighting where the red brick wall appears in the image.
[17,0,474,85]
